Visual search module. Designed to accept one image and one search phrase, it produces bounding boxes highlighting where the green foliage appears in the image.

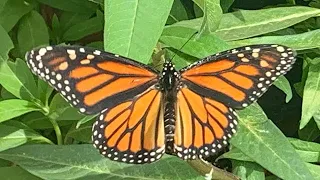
[0,0,319,179]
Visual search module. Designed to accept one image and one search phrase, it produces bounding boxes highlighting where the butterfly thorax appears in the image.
[159,61,180,154]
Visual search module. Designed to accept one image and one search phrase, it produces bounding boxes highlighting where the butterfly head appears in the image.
[160,61,180,92]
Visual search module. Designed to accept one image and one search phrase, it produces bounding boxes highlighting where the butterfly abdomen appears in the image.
[164,94,176,154]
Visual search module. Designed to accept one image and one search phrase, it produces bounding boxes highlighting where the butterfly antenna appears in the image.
[167,31,198,63]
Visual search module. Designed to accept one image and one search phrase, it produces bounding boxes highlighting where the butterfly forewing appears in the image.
[25,46,159,114]
[180,44,296,109]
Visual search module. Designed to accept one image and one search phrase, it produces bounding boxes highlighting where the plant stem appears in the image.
[49,117,63,145]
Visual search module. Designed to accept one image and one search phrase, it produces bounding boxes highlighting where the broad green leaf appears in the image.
[314,109,320,130]
[220,147,253,162]
[86,41,104,49]
[194,0,222,34]
[36,0,98,13]
[273,76,293,103]
[37,78,53,105]
[0,25,13,60]
[59,12,93,32]
[216,6,320,41]
[0,59,39,101]
[1,88,16,100]
[62,11,103,41]
[0,0,8,12]
[0,144,202,180]
[67,123,91,143]
[0,0,34,32]
[50,14,61,44]
[104,0,174,63]
[289,138,320,163]
[12,59,39,99]
[220,0,234,12]
[160,26,229,58]
[0,99,40,123]
[298,119,320,141]
[228,29,320,51]
[227,139,320,163]
[76,114,97,128]
[0,159,11,167]
[169,6,320,41]
[289,138,320,152]
[301,60,320,129]
[166,48,197,70]
[49,94,84,121]
[295,149,320,163]
[231,103,314,180]
[0,122,52,152]
[22,112,72,130]
[18,10,49,57]
[0,166,41,180]
[167,0,188,24]
[306,163,320,180]
[232,160,265,180]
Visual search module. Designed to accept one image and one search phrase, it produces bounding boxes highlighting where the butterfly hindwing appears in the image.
[92,87,165,164]
[180,44,296,110]
[174,87,237,159]
[25,46,159,114]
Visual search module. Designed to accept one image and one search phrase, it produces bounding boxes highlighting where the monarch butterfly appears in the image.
[25,44,296,164]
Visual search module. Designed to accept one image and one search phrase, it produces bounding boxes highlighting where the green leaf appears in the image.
[0,59,39,101]
[194,0,222,34]
[17,10,49,57]
[0,0,8,12]
[62,11,103,41]
[22,112,72,130]
[273,76,293,103]
[314,109,320,130]
[0,99,40,123]
[289,138,320,152]
[76,114,97,128]
[216,6,320,41]
[0,144,201,180]
[36,0,98,13]
[0,0,34,32]
[228,29,320,51]
[0,25,13,60]
[49,94,84,121]
[37,78,53,105]
[298,119,320,141]
[0,122,52,152]
[104,0,174,63]
[0,166,41,180]
[231,103,314,180]
[1,88,16,100]
[232,160,265,180]
[220,147,253,162]
[288,138,320,163]
[59,12,93,32]
[301,60,320,129]
[295,149,320,163]
[66,123,91,143]
[160,26,229,58]
[13,59,39,99]
[166,48,197,70]
[306,163,320,180]
[220,0,234,12]
[170,6,320,41]
[167,0,188,24]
